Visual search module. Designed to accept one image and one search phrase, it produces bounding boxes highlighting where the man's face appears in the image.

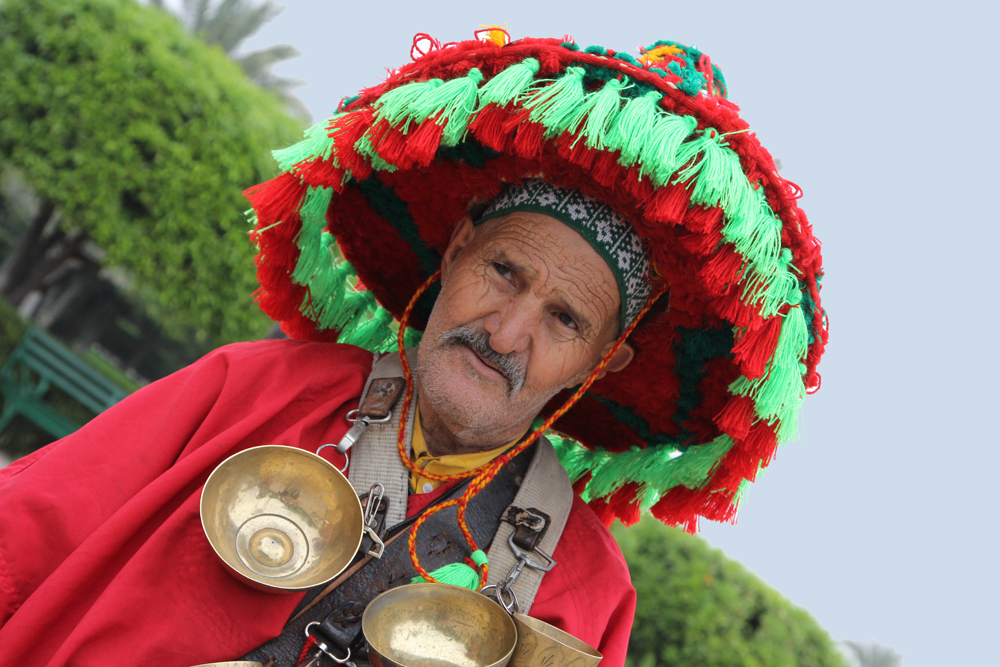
[417,211,625,449]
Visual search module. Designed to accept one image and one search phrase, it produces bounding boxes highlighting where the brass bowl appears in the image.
[510,614,602,667]
[363,583,518,667]
[200,445,364,592]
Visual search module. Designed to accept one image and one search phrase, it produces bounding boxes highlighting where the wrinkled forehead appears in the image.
[473,179,651,331]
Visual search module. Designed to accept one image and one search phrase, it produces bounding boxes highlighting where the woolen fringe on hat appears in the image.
[245,28,828,532]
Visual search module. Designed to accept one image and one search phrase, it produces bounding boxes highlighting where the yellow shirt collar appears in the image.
[410,406,519,493]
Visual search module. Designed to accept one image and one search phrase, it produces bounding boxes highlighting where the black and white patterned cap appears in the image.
[476,179,652,330]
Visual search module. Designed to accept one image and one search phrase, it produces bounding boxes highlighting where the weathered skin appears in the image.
[417,212,635,456]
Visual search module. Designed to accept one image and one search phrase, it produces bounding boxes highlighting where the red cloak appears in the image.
[0,340,635,666]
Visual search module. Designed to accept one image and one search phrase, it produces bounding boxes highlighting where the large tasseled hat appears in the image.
[245,29,828,532]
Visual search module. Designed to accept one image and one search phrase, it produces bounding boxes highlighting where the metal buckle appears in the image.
[303,621,355,666]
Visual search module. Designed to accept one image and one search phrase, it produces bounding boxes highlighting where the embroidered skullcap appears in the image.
[475,179,652,330]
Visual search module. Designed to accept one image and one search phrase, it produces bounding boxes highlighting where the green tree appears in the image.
[614,519,849,667]
[0,0,302,345]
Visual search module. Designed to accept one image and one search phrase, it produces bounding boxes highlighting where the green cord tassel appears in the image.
[477,57,540,107]
[568,78,627,149]
[639,113,698,186]
[374,79,444,126]
[606,90,663,165]
[411,550,489,590]
[415,68,485,146]
[273,118,339,171]
[524,67,586,138]
[341,306,395,351]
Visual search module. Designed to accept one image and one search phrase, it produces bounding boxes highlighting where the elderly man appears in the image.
[0,31,826,667]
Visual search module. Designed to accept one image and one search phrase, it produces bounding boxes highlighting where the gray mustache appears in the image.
[442,325,526,395]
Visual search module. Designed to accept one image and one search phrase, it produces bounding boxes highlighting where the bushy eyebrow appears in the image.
[485,248,596,337]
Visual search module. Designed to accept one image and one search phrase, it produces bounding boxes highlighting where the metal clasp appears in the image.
[362,483,385,559]
[302,621,355,666]
[482,534,557,615]
[316,410,392,473]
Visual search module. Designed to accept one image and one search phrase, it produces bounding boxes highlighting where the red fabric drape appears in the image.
[0,340,634,666]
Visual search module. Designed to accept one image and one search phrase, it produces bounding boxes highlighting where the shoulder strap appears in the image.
[485,436,573,614]
[346,349,417,527]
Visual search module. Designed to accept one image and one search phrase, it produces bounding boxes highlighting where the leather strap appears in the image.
[241,444,535,667]
[346,349,417,527]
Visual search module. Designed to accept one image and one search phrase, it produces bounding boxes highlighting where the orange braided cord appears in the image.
[407,498,488,586]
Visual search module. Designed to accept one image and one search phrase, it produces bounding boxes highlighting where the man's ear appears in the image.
[440,215,475,285]
[595,342,634,380]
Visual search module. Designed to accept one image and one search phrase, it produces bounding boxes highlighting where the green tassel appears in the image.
[402,326,423,348]
[568,78,627,149]
[606,90,663,165]
[341,306,395,350]
[411,550,488,590]
[730,362,806,422]
[772,304,808,369]
[638,113,698,186]
[524,67,587,138]
[419,68,486,146]
[291,187,334,285]
[477,57,540,107]
[273,118,339,171]
[374,79,444,126]
[687,134,747,212]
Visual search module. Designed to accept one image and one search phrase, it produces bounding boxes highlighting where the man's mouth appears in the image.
[461,343,508,381]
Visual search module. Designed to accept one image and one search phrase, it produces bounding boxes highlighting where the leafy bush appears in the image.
[614,519,849,667]
[0,0,302,345]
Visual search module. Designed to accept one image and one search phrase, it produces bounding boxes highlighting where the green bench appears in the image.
[0,327,130,440]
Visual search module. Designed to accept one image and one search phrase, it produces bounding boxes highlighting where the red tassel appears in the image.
[244,173,308,239]
[469,103,515,152]
[296,158,347,190]
[715,395,756,440]
[591,151,622,188]
[644,183,691,224]
[606,483,643,527]
[699,245,745,296]
[396,117,445,169]
[510,120,547,160]
[732,316,782,379]
[332,110,374,180]
[572,472,592,497]
[556,135,596,170]
[714,289,763,329]
[587,496,617,528]
[650,488,700,533]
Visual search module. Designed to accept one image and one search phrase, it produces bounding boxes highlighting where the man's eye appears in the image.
[492,262,512,278]
[556,312,578,330]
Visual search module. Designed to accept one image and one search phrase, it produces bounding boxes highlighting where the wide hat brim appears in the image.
[246,35,827,531]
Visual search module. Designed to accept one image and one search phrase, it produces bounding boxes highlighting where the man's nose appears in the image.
[481,301,533,355]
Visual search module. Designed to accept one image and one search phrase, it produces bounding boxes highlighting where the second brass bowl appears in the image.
[363,583,518,667]
[200,445,364,592]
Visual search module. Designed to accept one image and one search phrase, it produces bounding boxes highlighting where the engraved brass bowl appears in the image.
[511,614,602,667]
[200,445,364,592]
[363,583,518,667]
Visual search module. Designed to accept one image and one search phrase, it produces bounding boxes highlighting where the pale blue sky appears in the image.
[239,1,1000,664]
